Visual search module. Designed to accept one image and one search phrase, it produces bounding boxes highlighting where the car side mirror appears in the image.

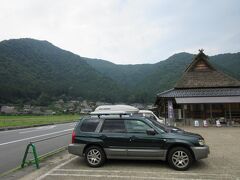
[146,128,156,135]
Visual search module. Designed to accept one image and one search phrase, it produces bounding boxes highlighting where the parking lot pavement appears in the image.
[25,127,240,180]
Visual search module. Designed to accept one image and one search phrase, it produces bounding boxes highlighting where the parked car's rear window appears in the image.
[80,119,100,132]
[101,119,125,133]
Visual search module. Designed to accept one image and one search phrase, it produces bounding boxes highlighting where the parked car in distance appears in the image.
[92,104,164,123]
[93,105,139,114]
[68,115,209,171]
[138,110,164,124]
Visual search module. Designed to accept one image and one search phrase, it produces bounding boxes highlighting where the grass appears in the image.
[0,114,80,128]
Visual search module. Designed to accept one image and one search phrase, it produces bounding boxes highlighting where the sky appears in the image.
[0,0,240,64]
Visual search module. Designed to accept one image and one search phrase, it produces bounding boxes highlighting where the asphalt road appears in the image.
[0,122,77,174]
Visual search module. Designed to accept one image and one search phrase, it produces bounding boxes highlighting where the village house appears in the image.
[155,50,240,126]
[0,106,17,114]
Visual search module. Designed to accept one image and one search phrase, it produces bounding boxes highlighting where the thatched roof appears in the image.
[175,50,240,88]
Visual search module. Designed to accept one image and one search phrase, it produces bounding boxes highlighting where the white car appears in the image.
[138,110,164,124]
[91,105,164,123]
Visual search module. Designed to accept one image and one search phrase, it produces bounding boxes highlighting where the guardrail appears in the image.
[21,132,71,169]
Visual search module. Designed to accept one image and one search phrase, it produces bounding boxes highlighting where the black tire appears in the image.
[167,147,193,171]
[84,146,106,167]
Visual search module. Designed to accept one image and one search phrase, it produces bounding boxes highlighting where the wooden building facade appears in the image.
[155,50,240,126]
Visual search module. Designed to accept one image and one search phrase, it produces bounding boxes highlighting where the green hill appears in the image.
[0,38,239,104]
[86,52,240,102]
[0,38,127,104]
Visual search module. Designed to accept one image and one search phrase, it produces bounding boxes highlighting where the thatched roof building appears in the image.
[155,50,240,126]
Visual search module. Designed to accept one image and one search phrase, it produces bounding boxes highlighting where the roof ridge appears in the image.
[174,50,240,88]
[184,51,215,72]
[157,88,174,96]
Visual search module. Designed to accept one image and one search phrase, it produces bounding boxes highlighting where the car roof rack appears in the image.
[90,111,133,118]
[94,105,139,112]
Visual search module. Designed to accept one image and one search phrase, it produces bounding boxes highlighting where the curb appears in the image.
[0,120,78,131]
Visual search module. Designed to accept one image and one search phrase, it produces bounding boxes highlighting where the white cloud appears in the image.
[0,0,240,64]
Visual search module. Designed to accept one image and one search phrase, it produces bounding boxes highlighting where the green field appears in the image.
[0,114,80,128]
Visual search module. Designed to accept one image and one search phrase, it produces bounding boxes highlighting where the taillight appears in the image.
[72,130,76,143]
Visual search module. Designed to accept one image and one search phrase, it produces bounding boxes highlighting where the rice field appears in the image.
[0,114,80,128]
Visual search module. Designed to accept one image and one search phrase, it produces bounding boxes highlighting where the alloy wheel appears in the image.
[172,150,189,168]
[87,149,102,166]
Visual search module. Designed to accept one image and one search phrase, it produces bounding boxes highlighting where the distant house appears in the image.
[0,106,17,114]
[80,108,93,114]
[155,50,240,126]
[81,100,89,108]
[23,105,32,114]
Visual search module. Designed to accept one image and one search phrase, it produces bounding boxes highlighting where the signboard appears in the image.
[168,100,174,119]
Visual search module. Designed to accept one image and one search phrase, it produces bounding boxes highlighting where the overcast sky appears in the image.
[0,0,240,64]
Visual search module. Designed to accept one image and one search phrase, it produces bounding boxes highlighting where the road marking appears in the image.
[0,122,75,134]
[47,173,215,180]
[0,128,73,146]
[19,125,56,134]
[0,126,40,134]
[55,169,234,178]
[36,126,56,129]
[37,156,78,180]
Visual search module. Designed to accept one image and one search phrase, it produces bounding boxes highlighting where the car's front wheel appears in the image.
[168,147,193,171]
[85,146,106,167]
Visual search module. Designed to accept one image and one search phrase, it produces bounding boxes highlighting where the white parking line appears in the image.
[48,173,202,180]
[19,125,56,134]
[55,169,234,178]
[37,156,78,180]
[0,128,73,146]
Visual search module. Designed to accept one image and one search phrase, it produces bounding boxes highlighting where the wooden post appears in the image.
[229,104,232,124]
[224,104,227,124]
[164,100,167,125]
[210,104,213,123]
[182,104,186,126]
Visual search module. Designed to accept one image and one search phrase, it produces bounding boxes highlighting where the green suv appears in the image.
[68,116,209,171]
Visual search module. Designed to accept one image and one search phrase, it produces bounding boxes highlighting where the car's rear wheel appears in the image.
[168,147,193,171]
[85,146,105,167]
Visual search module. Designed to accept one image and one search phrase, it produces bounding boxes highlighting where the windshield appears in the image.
[150,119,167,130]
[148,118,184,133]
[144,118,168,133]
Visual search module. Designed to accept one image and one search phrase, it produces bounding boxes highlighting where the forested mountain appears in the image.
[0,39,127,104]
[86,52,240,102]
[0,38,239,104]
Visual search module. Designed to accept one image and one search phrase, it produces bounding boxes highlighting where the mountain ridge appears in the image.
[0,38,239,104]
